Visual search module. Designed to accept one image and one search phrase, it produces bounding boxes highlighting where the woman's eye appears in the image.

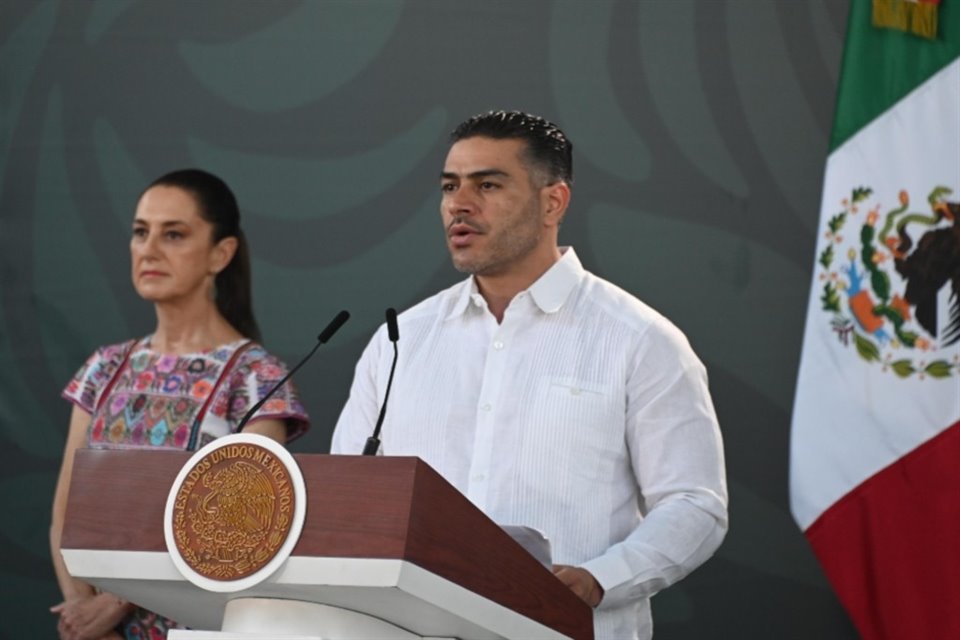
[165,231,183,240]
[132,228,147,238]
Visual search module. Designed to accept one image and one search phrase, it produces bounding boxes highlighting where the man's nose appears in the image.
[447,189,477,215]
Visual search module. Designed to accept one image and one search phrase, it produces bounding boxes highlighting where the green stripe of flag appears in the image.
[830,0,960,152]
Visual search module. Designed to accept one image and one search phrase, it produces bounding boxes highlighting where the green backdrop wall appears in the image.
[0,1,858,637]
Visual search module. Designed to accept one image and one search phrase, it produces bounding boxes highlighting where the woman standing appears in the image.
[49,169,309,639]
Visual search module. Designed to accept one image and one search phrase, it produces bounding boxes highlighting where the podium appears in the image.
[60,449,594,640]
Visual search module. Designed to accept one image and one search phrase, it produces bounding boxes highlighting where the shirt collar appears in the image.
[528,247,584,313]
[445,247,584,319]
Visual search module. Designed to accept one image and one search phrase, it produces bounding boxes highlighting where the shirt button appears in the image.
[570,387,581,396]
[493,341,504,350]
[472,474,485,482]
[481,403,492,412]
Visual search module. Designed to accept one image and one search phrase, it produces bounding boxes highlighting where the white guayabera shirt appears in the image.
[332,248,728,640]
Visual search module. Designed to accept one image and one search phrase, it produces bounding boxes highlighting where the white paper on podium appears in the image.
[500,525,552,569]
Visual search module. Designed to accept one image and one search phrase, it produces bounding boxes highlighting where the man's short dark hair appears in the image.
[450,110,573,187]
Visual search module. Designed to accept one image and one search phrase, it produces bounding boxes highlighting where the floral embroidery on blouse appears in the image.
[63,338,309,450]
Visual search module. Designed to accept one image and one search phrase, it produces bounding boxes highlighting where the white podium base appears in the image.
[167,597,450,640]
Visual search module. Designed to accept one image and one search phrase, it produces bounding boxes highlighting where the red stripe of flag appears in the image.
[806,419,960,639]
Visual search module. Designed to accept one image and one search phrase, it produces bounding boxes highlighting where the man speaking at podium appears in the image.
[331,110,728,640]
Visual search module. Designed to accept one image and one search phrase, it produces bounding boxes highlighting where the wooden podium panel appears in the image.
[62,450,593,640]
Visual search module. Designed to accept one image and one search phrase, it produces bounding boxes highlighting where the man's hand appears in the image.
[50,592,129,640]
[552,565,604,607]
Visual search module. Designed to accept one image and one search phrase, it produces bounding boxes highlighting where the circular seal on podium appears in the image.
[163,433,307,592]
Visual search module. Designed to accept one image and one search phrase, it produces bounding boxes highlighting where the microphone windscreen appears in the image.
[318,310,350,344]
[386,308,399,342]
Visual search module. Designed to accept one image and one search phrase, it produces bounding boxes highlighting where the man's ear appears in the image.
[210,236,238,275]
[542,181,571,227]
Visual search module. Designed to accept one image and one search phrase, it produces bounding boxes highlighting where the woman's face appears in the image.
[130,185,236,305]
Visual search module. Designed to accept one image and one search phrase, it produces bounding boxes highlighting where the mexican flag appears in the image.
[790,1,960,638]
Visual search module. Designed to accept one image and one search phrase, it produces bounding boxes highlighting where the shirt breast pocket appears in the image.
[535,377,625,483]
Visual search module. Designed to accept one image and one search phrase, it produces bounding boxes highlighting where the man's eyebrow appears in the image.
[440,169,510,180]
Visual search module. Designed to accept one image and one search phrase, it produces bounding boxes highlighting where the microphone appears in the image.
[363,308,399,455]
[237,310,350,432]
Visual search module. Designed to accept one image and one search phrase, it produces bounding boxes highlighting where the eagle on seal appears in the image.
[199,461,275,533]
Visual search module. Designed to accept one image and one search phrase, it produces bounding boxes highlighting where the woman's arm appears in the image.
[50,405,96,600]
[50,406,134,639]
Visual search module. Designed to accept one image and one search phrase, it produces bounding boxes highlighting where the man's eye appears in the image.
[132,228,147,239]
[480,182,499,190]
[441,183,456,193]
